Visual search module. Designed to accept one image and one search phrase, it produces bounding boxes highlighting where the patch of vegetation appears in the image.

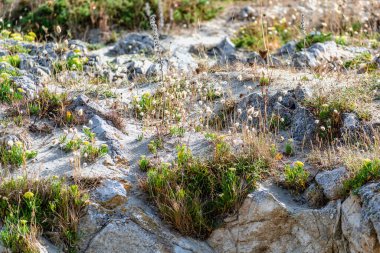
[232,19,298,51]
[296,32,333,51]
[284,161,309,191]
[4,44,31,54]
[335,36,347,46]
[343,159,380,193]
[142,136,272,238]
[0,78,24,104]
[0,141,37,168]
[0,54,21,68]
[59,127,109,163]
[0,177,87,252]
[305,85,372,140]
[2,0,224,38]
[344,52,377,72]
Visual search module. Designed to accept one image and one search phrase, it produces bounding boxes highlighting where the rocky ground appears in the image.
[0,0,380,253]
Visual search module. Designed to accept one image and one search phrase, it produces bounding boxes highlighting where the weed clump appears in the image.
[343,159,380,193]
[0,141,37,168]
[296,32,333,51]
[142,136,271,238]
[284,161,309,191]
[0,177,87,252]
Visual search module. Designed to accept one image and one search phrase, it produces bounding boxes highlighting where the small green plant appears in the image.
[284,139,294,156]
[259,76,270,86]
[67,54,88,71]
[344,52,377,72]
[139,155,150,172]
[169,126,185,137]
[0,79,24,104]
[0,141,37,168]
[142,138,271,238]
[4,44,31,55]
[335,36,347,46]
[0,55,21,68]
[343,159,380,193]
[284,161,309,191]
[132,92,154,118]
[0,177,87,252]
[148,138,163,155]
[296,32,333,51]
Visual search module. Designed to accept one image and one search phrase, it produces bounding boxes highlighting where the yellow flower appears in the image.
[275,153,283,161]
[363,158,372,165]
[23,191,34,199]
[83,141,90,145]
[28,31,37,39]
[20,219,27,225]
[294,161,304,167]
[17,88,25,93]
[15,141,23,147]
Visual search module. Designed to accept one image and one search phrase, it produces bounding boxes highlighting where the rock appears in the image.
[292,50,319,68]
[236,6,256,20]
[304,183,327,208]
[146,60,169,78]
[293,86,313,101]
[207,37,237,64]
[247,52,282,66]
[10,75,38,97]
[110,33,155,56]
[291,106,317,141]
[341,113,360,134]
[315,167,348,200]
[208,184,339,253]
[277,41,297,56]
[93,179,128,209]
[85,207,214,253]
[169,48,198,73]
[341,184,380,253]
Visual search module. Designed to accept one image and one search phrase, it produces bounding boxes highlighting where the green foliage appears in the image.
[343,159,380,193]
[139,155,150,172]
[296,32,333,51]
[335,36,347,46]
[344,52,377,72]
[0,177,87,252]
[148,138,163,154]
[4,44,31,54]
[0,79,24,104]
[284,139,294,156]
[0,54,21,68]
[284,161,309,191]
[232,19,298,51]
[0,141,37,168]
[143,140,269,238]
[67,54,88,71]
[169,126,185,137]
[3,0,223,38]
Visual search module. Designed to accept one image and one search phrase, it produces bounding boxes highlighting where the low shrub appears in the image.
[343,159,380,193]
[296,32,333,51]
[142,137,270,238]
[284,161,309,191]
[0,141,37,168]
[0,177,88,252]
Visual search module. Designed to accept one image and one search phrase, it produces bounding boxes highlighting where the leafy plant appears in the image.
[284,161,309,191]
[0,141,37,168]
[0,177,88,252]
[296,32,333,51]
[142,139,270,238]
[343,159,380,193]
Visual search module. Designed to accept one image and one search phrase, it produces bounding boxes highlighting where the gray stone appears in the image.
[10,75,38,97]
[315,167,347,200]
[304,183,326,208]
[110,33,155,55]
[208,184,339,253]
[291,106,317,141]
[277,41,297,56]
[169,48,198,73]
[237,6,256,20]
[207,37,237,64]
[93,179,128,209]
[341,113,360,133]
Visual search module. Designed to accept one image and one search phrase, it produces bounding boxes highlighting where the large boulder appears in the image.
[110,33,155,56]
[341,183,380,253]
[208,184,339,253]
[315,167,348,200]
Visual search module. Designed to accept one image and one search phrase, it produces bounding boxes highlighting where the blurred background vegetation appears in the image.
[0,0,235,41]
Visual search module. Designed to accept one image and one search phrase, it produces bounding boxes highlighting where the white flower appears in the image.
[42,50,48,55]
[56,25,62,34]
[278,96,283,102]
[83,162,88,167]
[77,109,83,116]
[333,109,338,114]
[234,122,240,128]
[320,126,326,131]
[247,107,255,115]
[280,118,285,122]
[84,153,88,158]
[237,108,242,115]
[279,136,285,142]
[315,120,320,124]
[248,116,253,121]
[63,129,69,134]
[7,140,14,147]
[88,120,93,126]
